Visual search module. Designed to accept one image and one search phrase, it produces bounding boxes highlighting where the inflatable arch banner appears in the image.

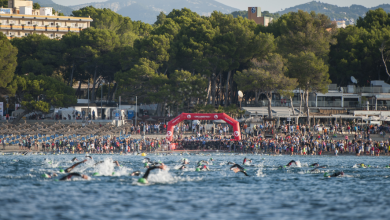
[166,113,241,141]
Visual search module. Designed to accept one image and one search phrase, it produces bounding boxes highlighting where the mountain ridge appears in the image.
[69,0,239,23]
[275,1,390,22]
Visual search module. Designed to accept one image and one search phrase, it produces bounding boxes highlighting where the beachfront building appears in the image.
[0,0,92,39]
[241,80,390,124]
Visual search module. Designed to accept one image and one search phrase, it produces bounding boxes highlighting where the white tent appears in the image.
[58,108,76,120]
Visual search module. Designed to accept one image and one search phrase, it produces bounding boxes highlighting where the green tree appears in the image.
[270,10,337,62]
[71,6,152,38]
[6,74,76,123]
[0,33,18,89]
[288,52,330,124]
[33,3,40,9]
[52,9,64,16]
[236,54,298,118]
[11,33,64,76]
[356,8,390,30]
[329,9,390,85]
[154,11,167,26]
[78,28,120,101]
[0,0,7,8]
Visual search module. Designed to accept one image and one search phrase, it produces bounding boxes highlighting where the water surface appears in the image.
[0,153,389,220]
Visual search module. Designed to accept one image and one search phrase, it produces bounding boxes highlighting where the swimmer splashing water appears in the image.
[278,160,297,169]
[65,159,87,173]
[230,164,249,176]
[138,163,167,184]
[59,172,89,181]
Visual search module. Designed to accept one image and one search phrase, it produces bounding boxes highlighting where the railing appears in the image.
[317,101,342,107]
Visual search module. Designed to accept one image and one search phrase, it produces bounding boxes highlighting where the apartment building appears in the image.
[0,0,92,39]
[247,7,273,26]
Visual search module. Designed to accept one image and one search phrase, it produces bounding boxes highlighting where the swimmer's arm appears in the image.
[65,160,87,172]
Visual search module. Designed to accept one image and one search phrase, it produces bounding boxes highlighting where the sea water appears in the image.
[0,153,389,220]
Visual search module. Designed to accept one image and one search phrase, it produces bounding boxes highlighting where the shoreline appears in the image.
[1,149,388,157]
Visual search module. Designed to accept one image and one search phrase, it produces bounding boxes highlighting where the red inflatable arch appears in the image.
[166,113,241,141]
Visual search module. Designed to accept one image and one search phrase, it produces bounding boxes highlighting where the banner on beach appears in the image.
[0,102,3,117]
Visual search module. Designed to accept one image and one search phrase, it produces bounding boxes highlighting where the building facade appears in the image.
[0,0,92,39]
[247,7,273,26]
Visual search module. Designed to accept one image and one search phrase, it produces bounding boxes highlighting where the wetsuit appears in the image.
[85,156,93,160]
[179,165,187,170]
[71,157,78,162]
[142,166,163,180]
[310,163,319,167]
[65,160,87,173]
[59,173,82,181]
[230,164,249,176]
[287,160,297,166]
[197,165,210,171]
[278,160,297,169]
[227,162,236,165]
[358,163,370,168]
[243,157,247,164]
[325,171,344,177]
[130,171,141,176]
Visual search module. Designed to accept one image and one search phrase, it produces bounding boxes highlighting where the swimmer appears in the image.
[310,165,328,172]
[85,156,93,160]
[59,172,89,181]
[278,160,297,169]
[230,164,249,176]
[210,158,214,161]
[65,159,87,173]
[196,165,210,171]
[182,158,189,165]
[227,161,236,165]
[197,160,209,166]
[243,158,253,165]
[357,163,370,168]
[71,157,78,162]
[130,171,141,176]
[42,173,58,178]
[178,165,187,170]
[138,164,167,184]
[324,171,344,178]
[310,163,319,167]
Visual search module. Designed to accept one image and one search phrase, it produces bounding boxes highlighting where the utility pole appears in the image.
[135,96,137,126]
[87,79,90,120]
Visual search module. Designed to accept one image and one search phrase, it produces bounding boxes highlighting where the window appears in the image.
[25,33,29,36]
[78,23,84,27]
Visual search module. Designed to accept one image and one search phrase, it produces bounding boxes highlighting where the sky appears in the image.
[53,0,389,11]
